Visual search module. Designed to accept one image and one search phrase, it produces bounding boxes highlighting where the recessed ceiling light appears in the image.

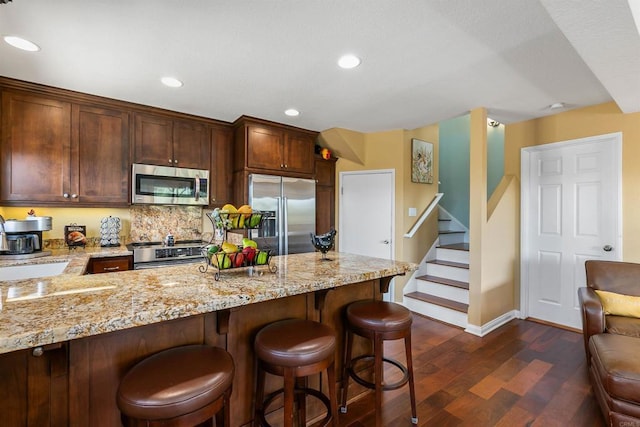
[284,109,300,117]
[549,102,565,110]
[3,36,40,52]
[161,77,183,88]
[338,54,361,69]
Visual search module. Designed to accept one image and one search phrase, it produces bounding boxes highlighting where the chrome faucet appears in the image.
[0,215,9,252]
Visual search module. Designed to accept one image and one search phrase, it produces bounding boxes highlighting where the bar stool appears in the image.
[340,300,418,426]
[117,344,234,427]
[254,318,338,427]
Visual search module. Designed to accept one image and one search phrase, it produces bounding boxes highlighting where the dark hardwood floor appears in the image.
[337,314,604,427]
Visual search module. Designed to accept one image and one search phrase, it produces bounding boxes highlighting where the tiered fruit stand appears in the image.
[200,210,278,280]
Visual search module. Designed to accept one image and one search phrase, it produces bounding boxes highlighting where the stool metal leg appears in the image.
[340,329,354,413]
[405,334,418,424]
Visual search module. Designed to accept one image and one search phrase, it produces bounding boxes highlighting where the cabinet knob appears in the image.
[71,194,78,199]
[169,159,173,164]
[32,346,44,357]
[174,160,178,164]
[63,193,69,198]
[280,164,284,168]
[284,164,288,168]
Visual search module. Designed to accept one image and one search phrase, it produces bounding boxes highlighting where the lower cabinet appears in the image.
[0,343,69,427]
[86,255,133,274]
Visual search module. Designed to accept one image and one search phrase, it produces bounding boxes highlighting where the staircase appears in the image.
[404,214,469,329]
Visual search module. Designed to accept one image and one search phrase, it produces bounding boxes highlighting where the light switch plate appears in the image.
[408,207,417,217]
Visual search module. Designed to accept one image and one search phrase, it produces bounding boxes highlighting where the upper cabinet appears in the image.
[1,91,72,203]
[234,117,317,177]
[134,113,210,170]
[0,90,130,206]
[209,126,234,207]
[73,104,130,205]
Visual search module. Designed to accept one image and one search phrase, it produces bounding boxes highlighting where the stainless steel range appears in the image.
[127,240,204,270]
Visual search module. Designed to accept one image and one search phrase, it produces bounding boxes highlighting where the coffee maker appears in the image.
[0,216,53,258]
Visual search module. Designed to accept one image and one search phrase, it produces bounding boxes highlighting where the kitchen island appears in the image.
[0,250,416,426]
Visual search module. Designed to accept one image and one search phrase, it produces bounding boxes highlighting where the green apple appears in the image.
[256,251,268,265]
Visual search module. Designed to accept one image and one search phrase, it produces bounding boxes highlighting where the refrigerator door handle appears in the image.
[283,196,289,254]
[276,196,284,254]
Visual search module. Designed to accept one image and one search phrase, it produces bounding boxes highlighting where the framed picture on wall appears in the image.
[411,138,433,184]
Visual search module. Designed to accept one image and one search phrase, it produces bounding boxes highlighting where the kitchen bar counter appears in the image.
[0,250,416,354]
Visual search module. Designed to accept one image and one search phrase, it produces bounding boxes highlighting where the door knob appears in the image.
[382,240,390,244]
[603,245,613,252]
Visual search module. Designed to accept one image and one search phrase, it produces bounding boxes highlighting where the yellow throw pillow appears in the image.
[595,290,640,318]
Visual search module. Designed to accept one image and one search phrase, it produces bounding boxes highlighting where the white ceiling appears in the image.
[1,0,639,133]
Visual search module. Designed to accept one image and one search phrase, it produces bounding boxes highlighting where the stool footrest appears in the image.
[347,355,409,391]
[258,386,333,427]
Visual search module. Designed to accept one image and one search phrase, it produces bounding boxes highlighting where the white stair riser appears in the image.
[439,233,465,246]
[416,280,469,304]
[439,221,466,233]
[435,248,469,264]
[426,264,469,282]
[403,297,468,329]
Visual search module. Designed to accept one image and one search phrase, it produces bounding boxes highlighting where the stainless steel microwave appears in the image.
[131,164,209,206]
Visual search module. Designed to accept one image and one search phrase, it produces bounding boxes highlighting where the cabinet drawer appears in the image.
[87,256,132,274]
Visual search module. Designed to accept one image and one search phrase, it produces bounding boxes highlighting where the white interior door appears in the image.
[522,133,622,329]
[339,170,395,262]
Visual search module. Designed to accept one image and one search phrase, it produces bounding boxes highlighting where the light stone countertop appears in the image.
[0,249,417,354]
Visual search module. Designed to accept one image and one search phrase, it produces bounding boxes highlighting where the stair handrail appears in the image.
[404,193,444,238]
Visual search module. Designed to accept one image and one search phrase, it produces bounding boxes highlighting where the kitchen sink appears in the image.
[0,261,69,281]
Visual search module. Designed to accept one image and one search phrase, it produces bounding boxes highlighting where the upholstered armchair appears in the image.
[579,260,640,426]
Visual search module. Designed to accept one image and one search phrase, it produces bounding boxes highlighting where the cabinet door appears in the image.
[314,157,336,187]
[74,105,130,205]
[0,344,69,426]
[172,120,210,169]
[246,125,284,171]
[210,126,234,206]
[1,91,72,202]
[284,132,315,174]
[133,113,173,166]
[316,184,335,235]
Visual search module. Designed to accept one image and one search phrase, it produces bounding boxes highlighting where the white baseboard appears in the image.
[464,310,518,337]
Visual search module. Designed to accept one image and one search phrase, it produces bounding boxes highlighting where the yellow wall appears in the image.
[506,102,640,261]
[327,124,439,301]
[0,207,131,241]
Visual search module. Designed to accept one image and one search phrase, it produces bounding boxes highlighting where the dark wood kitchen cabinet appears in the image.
[315,155,337,235]
[0,90,130,206]
[0,343,69,426]
[134,112,210,170]
[209,125,234,207]
[86,255,133,274]
[1,91,72,203]
[73,104,130,205]
[233,117,317,177]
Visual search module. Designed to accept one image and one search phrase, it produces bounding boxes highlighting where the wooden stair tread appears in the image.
[438,243,469,251]
[427,259,469,269]
[416,274,469,290]
[438,230,465,235]
[405,292,468,313]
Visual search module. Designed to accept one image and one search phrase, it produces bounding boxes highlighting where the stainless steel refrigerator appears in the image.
[248,174,316,255]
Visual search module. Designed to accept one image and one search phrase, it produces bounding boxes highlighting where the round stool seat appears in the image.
[255,318,336,367]
[117,345,234,420]
[346,300,412,332]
